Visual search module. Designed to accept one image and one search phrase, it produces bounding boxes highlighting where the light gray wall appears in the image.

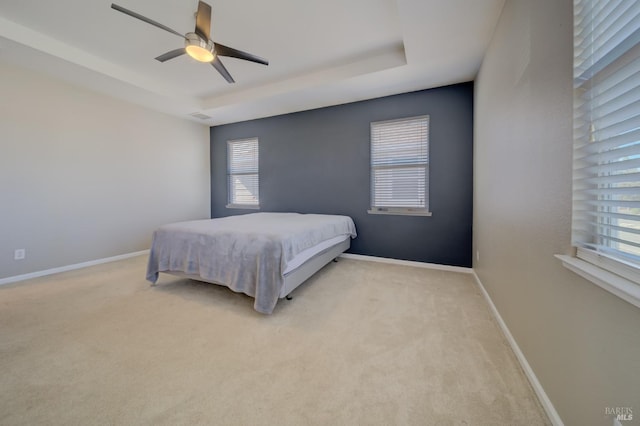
[0,62,210,279]
[474,1,640,425]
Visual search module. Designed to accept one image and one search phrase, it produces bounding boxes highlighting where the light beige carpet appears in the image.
[0,256,549,425]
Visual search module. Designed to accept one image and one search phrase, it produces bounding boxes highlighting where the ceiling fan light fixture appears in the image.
[185,32,215,62]
[111,2,268,83]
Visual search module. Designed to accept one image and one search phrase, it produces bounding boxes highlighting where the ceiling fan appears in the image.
[110,1,268,83]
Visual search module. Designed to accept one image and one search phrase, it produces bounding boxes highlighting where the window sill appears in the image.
[226,204,260,210]
[367,209,432,217]
[555,254,640,309]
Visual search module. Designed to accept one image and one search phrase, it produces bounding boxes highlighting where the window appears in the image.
[368,115,431,216]
[227,138,259,208]
[562,0,640,307]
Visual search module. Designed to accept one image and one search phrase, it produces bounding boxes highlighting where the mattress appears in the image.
[283,234,349,275]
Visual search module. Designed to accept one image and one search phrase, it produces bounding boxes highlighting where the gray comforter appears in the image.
[146,212,357,314]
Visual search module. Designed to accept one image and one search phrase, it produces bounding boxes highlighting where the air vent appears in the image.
[189,112,212,120]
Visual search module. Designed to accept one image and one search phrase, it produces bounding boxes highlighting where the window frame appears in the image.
[226,137,260,210]
[368,115,432,217]
[559,0,640,309]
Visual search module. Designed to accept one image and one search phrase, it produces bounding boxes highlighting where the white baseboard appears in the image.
[472,271,564,426]
[339,253,473,274]
[0,250,150,286]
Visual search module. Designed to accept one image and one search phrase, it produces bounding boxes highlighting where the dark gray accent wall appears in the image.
[210,82,473,267]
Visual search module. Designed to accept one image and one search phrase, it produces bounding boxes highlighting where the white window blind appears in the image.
[369,116,430,215]
[227,138,259,207]
[573,0,640,278]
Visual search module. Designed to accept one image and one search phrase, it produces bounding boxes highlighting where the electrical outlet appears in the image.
[14,249,26,260]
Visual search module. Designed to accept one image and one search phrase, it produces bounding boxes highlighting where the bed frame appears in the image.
[160,237,350,300]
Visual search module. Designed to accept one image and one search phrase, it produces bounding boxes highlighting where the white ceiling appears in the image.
[0,0,504,126]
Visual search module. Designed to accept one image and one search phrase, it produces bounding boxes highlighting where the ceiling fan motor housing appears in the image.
[185,32,215,62]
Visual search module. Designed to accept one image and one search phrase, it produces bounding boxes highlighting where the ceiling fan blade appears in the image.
[194,1,212,41]
[214,43,269,66]
[211,57,235,83]
[155,48,186,62]
[111,4,185,39]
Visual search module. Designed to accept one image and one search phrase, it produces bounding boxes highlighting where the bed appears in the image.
[146,212,357,314]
